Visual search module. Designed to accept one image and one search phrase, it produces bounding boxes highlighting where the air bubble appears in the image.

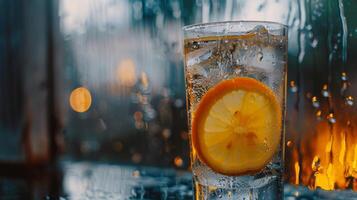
[192,41,199,49]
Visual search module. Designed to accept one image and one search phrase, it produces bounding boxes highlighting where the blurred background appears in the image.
[1,0,357,199]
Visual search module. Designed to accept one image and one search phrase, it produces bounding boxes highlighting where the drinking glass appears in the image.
[183,21,287,199]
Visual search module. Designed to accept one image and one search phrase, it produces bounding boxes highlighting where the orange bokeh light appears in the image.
[69,87,92,113]
[117,59,136,87]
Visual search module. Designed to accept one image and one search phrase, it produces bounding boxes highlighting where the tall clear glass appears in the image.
[183,21,287,199]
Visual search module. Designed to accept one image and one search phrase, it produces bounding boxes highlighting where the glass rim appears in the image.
[182,20,288,31]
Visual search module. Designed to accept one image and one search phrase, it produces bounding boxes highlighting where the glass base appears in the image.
[193,177,283,200]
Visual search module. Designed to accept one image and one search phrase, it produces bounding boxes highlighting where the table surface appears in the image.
[1,162,193,200]
[1,162,357,200]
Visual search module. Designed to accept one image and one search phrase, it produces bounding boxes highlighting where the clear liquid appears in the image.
[184,26,287,200]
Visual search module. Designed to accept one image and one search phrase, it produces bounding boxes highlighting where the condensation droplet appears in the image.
[311,39,318,48]
[306,24,313,30]
[327,113,336,124]
[321,84,330,97]
[341,72,348,81]
[287,141,293,147]
[341,81,349,94]
[316,110,322,120]
[345,96,354,106]
[312,96,320,108]
[308,32,314,39]
[290,81,298,93]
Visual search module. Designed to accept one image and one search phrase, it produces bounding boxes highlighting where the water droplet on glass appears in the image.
[345,96,354,106]
[308,32,314,39]
[321,84,329,97]
[327,113,336,124]
[306,92,312,99]
[341,81,349,94]
[257,52,263,62]
[347,120,351,126]
[315,110,322,120]
[311,39,318,48]
[341,72,348,81]
[218,178,226,187]
[192,41,199,49]
[131,188,137,197]
[312,96,320,108]
[290,81,298,93]
[174,99,183,108]
[306,24,313,30]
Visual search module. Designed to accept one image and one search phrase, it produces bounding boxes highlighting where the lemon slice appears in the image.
[191,77,282,175]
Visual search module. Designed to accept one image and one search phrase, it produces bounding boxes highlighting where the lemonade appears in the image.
[183,22,287,199]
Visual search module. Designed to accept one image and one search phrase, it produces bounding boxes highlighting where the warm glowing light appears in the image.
[132,170,140,178]
[69,87,92,112]
[132,153,142,163]
[294,161,300,185]
[353,145,357,170]
[289,121,357,191]
[339,132,346,165]
[117,59,136,87]
[287,140,293,147]
[311,156,321,172]
[162,129,171,139]
[315,110,322,118]
[174,156,183,167]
